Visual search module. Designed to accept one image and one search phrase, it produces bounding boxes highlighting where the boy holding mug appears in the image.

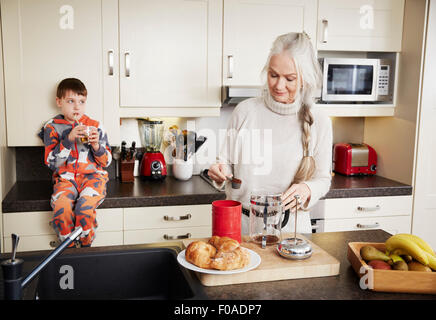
[40,78,112,247]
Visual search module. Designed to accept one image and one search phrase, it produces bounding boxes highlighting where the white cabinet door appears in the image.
[412,0,436,249]
[223,0,317,86]
[1,0,105,146]
[317,0,404,52]
[119,0,222,108]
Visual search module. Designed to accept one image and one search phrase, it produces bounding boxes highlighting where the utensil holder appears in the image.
[172,158,193,180]
[120,159,135,182]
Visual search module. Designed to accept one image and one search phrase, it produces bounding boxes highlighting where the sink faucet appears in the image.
[1,227,82,300]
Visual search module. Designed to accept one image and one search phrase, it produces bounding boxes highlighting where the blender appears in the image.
[138,118,167,180]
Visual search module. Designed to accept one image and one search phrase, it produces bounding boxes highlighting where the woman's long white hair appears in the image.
[262,32,322,185]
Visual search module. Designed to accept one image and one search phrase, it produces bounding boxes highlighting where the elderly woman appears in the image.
[208,32,332,234]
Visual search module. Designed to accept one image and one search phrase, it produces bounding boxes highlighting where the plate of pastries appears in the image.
[177,235,261,274]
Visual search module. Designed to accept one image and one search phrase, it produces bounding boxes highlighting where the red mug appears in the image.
[212,200,242,243]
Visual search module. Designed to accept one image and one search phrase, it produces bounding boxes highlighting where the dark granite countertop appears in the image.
[2,176,226,213]
[203,229,435,300]
[1,174,411,213]
[324,174,412,199]
[1,230,433,300]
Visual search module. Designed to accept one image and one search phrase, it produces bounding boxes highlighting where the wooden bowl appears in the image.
[347,242,436,294]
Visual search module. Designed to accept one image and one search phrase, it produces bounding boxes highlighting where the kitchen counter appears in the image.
[2,176,226,213]
[202,229,434,300]
[325,174,412,199]
[1,174,411,213]
[1,230,433,300]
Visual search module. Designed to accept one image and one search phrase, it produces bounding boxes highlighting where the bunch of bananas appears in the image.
[385,234,436,270]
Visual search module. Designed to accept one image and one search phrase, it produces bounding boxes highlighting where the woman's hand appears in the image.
[68,125,86,142]
[88,127,100,152]
[208,163,231,184]
[281,183,311,212]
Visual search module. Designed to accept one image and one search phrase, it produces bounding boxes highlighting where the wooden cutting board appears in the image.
[182,234,340,286]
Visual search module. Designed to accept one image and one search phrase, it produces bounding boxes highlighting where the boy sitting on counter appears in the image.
[39,78,112,247]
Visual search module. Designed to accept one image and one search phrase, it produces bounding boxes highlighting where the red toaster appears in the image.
[333,143,377,176]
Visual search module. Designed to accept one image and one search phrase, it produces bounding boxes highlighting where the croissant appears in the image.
[185,236,250,271]
[185,241,216,269]
[208,235,240,252]
[211,247,250,271]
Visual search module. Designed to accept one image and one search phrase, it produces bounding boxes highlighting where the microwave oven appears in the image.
[319,58,393,103]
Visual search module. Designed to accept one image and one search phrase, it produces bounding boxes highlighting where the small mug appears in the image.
[172,158,193,180]
[80,126,96,144]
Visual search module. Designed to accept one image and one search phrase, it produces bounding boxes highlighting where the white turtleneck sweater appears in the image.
[216,94,332,234]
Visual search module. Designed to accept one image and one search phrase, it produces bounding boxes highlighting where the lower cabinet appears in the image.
[3,208,124,252]
[311,195,413,234]
[323,215,411,234]
[2,204,212,252]
[123,204,212,245]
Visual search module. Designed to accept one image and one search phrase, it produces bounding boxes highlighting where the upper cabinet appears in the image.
[1,0,120,146]
[118,0,222,112]
[223,0,317,86]
[317,0,405,52]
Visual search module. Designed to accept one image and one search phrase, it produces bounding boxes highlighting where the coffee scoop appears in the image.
[276,195,313,260]
[226,176,242,189]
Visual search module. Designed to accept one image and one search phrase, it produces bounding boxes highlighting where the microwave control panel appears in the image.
[377,65,390,96]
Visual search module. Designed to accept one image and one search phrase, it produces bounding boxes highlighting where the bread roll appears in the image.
[184,235,250,271]
[211,247,250,271]
[185,241,216,269]
[208,235,240,252]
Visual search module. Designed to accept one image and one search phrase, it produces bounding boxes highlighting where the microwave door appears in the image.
[322,60,378,102]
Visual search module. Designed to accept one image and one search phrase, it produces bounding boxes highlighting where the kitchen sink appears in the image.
[32,247,206,300]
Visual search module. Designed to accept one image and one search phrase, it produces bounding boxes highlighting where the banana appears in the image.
[389,254,404,263]
[385,235,429,266]
[424,251,436,271]
[390,248,413,262]
[395,233,436,257]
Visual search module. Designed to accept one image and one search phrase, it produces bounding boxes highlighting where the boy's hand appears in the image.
[88,127,100,152]
[68,125,87,142]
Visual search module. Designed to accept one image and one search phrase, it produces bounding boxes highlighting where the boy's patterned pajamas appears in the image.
[42,114,112,247]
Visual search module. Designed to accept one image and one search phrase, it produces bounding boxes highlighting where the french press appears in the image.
[249,193,289,248]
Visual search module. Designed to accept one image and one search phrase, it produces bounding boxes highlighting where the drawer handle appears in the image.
[357,205,381,212]
[163,233,191,240]
[164,213,191,221]
[356,222,380,229]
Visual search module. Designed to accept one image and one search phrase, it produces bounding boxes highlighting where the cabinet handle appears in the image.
[227,55,234,79]
[108,50,114,76]
[164,213,192,221]
[322,19,328,43]
[357,205,381,212]
[125,52,130,77]
[356,222,380,229]
[163,233,191,240]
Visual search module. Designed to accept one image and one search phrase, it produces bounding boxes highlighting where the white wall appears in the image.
[364,0,427,185]
[0,20,17,253]
[120,108,365,176]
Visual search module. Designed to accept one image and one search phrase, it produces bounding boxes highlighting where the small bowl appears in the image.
[172,158,193,181]
[276,237,313,260]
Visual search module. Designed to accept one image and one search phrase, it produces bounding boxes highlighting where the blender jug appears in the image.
[138,118,167,179]
[249,194,287,247]
[138,118,164,152]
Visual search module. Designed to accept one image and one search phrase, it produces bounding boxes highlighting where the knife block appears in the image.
[120,159,135,182]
